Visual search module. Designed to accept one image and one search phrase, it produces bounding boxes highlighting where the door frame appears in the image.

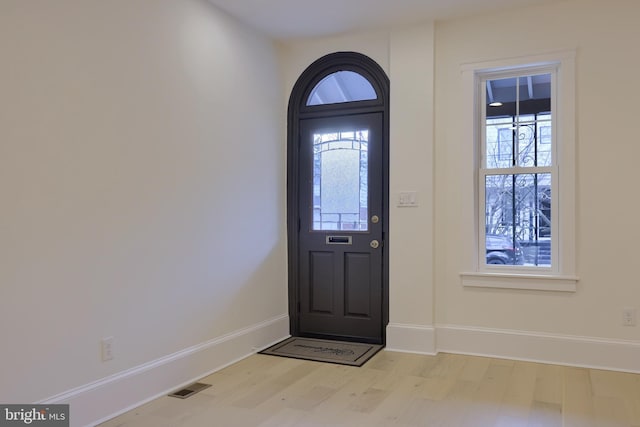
[287,51,390,343]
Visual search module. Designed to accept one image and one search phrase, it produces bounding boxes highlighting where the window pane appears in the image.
[515,115,537,167]
[537,113,552,167]
[485,173,551,266]
[307,71,377,106]
[313,130,368,231]
[519,74,552,167]
[486,117,514,168]
[486,76,517,110]
[485,74,552,169]
[485,76,516,170]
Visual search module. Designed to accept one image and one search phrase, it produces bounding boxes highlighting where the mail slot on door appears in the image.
[326,236,352,245]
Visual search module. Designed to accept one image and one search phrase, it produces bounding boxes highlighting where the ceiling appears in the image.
[207,0,563,40]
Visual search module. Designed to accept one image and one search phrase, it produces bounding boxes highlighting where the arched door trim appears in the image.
[287,51,390,343]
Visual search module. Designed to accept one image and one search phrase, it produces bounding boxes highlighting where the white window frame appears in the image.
[459,51,578,292]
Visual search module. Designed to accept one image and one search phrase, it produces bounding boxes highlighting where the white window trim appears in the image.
[459,50,578,292]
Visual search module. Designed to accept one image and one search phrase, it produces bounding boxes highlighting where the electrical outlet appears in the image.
[101,337,114,361]
[622,308,637,326]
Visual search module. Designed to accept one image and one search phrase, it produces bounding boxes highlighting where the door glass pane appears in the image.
[485,173,551,267]
[307,71,377,106]
[313,129,368,231]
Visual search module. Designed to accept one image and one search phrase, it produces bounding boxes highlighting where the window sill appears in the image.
[460,272,578,292]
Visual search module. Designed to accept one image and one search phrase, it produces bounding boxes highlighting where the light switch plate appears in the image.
[398,191,418,207]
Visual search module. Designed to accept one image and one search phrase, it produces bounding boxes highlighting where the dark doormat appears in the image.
[259,337,383,367]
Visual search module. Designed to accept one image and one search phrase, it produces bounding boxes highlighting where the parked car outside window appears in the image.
[486,234,524,265]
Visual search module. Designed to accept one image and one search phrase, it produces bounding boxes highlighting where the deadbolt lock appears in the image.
[371,215,380,224]
[370,240,380,249]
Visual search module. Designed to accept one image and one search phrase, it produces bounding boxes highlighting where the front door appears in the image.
[297,113,383,343]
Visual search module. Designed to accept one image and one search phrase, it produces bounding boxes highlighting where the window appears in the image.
[307,71,378,106]
[460,51,578,291]
[482,72,553,268]
[312,129,369,231]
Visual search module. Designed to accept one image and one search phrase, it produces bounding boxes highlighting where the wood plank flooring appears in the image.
[99,351,640,427]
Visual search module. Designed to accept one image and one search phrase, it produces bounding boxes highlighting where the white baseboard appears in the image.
[386,322,436,355]
[40,314,289,427]
[436,324,640,374]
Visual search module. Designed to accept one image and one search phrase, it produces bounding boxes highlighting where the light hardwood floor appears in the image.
[99,351,640,427]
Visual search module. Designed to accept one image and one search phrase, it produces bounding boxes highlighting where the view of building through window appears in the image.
[483,73,552,267]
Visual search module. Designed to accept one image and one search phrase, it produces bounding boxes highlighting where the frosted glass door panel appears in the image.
[313,130,368,231]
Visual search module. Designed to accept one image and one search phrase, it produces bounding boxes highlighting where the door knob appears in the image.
[370,240,380,249]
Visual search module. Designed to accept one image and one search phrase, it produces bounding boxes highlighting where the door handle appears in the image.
[370,240,380,249]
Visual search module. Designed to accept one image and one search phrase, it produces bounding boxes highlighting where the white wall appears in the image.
[279,23,436,354]
[435,0,640,365]
[0,0,287,420]
[3,0,640,422]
